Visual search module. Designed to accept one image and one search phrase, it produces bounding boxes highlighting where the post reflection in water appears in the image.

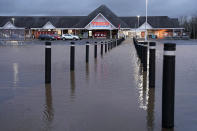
[147,88,155,131]
[13,62,19,86]
[142,71,148,110]
[85,63,89,81]
[43,84,54,130]
[162,128,174,131]
[70,71,76,98]
[135,61,156,130]
[94,59,98,75]
[135,64,149,110]
[139,63,143,75]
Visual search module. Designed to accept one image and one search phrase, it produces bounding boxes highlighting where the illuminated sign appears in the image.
[91,22,110,27]
[86,13,116,30]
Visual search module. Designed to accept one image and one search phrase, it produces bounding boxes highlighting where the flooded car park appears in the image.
[0,39,197,131]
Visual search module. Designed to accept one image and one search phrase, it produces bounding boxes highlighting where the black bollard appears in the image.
[136,42,141,58]
[101,42,103,55]
[45,42,51,83]
[137,42,143,62]
[86,42,89,63]
[118,39,120,45]
[94,42,97,58]
[108,41,110,50]
[142,42,148,71]
[149,42,156,88]
[111,40,113,49]
[141,42,145,63]
[105,42,107,53]
[162,43,176,129]
[70,42,75,71]
[139,42,143,62]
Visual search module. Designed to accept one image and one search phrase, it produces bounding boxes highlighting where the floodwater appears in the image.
[0,39,196,131]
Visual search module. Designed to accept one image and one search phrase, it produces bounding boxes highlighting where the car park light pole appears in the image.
[137,15,140,28]
[12,18,15,25]
[136,15,140,38]
[145,0,148,41]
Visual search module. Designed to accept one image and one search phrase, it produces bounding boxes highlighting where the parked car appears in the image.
[52,34,62,40]
[181,35,190,40]
[62,34,80,40]
[38,34,55,40]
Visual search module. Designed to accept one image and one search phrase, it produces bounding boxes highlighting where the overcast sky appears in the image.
[0,0,196,17]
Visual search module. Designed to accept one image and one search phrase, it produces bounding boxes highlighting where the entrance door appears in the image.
[93,31,107,38]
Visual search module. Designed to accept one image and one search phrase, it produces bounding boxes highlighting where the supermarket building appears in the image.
[0,5,183,40]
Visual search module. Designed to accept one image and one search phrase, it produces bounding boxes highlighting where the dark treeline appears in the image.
[179,16,197,39]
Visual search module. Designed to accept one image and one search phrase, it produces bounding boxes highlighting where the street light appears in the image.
[137,15,140,28]
[11,18,15,25]
[145,0,148,41]
[136,15,140,38]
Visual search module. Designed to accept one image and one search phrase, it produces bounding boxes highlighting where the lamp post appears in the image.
[137,15,140,28]
[11,18,15,25]
[145,0,148,41]
[136,16,140,38]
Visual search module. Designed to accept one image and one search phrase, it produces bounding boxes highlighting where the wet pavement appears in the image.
[0,39,196,131]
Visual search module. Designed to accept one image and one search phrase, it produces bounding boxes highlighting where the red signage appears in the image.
[94,31,107,38]
[91,21,110,26]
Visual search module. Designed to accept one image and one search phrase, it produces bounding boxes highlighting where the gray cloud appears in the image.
[0,0,196,17]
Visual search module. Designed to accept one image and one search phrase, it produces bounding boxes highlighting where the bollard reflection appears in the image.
[43,84,54,130]
[162,128,174,131]
[139,63,143,75]
[142,71,148,110]
[146,88,155,131]
[13,63,19,86]
[94,59,98,75]
[85,63,89,81]
[70,71,76,98]
[136,65,148,110]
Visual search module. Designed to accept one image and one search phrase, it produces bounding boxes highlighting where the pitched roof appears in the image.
[0,5,181,29]
[120,16,181,28]
[73,5,129,28]
[0,16,85,28]
[42,21,56,29]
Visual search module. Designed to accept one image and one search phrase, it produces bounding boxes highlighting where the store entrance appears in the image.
[93,30,109,38]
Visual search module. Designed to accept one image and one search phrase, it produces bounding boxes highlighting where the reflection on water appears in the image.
[147,88,155,131]
[1,41,25,46]
[1,39,197,131]
[94,59,98,75]
[85,63,89,81]
[142,71,149,110]
[162,128,174,131]
[136,65,149,110]
[43,84,54,130]
[13,62,19,86]
[70,71,76,98]
[134,48,156,130]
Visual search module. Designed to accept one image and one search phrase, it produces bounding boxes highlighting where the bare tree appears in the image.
[179,14,197,39]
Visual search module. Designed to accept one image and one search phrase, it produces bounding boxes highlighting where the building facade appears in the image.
[0,5,183,40]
